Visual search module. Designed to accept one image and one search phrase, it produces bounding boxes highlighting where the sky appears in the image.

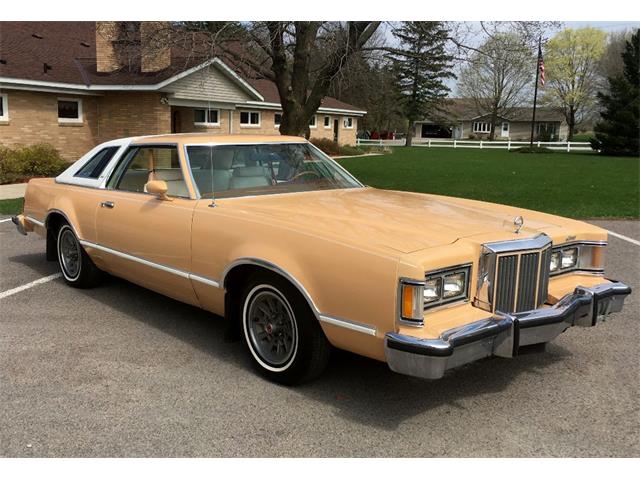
[440,21,639,94]
[565,21,640,32]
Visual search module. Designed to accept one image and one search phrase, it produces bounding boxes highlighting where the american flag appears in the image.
[538,45,545,87]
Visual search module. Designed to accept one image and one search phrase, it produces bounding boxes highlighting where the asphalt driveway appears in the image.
[1,216,638,457]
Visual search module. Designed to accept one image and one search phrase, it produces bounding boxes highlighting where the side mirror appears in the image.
[145,180,172,201]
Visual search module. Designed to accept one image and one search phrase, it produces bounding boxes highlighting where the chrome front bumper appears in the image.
[385,281,632,380]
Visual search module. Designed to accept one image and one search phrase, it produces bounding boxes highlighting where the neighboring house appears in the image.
[413,98,568,142]
[0,22,366,160]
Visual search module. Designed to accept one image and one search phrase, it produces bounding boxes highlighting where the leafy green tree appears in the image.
[591,30,640,156]
[387,22,454,146]
[543,27,607,140]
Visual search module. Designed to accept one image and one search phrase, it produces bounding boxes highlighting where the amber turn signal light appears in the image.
[400,281,424,324]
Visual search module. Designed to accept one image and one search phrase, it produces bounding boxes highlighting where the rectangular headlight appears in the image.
[550,243,606,276]
[561,248,578,269]
[424,277,442,304]
[443,272,466,298]
[550,251,561,272]
[423,264,471,310]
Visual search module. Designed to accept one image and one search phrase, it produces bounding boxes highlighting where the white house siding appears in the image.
[163,65,253,103]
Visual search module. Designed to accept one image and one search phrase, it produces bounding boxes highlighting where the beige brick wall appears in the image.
[230,110,358,145]
[0,89,359,163]
[0,90,100,161]
[97,92,171,143]
[0,90,171,161]
[173,107,233,135]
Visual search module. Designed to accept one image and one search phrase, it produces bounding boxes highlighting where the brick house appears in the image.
[0,22,366,160]
[412,98,568,142]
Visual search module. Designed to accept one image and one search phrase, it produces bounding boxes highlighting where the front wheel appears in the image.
[240,272,331,385]
[56,223,103,288]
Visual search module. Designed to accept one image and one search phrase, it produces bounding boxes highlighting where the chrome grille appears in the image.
[475,235,552,314]
[495,255,518,313]
[516,252,539,311]
[537,247,551,305]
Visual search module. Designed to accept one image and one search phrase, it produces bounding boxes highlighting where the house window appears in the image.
[0,94,8,121]
[57,98,82,123]
[535,122,558,136]
[240,111,260,127]
[274,112,282,128]
[194,108,220,126]
[309,115,316,128]
[472,121,491,134]
[324,116,331,128]
[343,117,354,129]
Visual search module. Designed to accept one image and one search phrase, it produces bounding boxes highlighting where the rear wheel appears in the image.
[239,272,331,385]
[56,222,102,288]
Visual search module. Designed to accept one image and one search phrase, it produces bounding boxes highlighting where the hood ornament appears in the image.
[513,215,524,234]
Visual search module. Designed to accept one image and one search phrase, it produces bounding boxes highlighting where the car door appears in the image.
[94,144,199,306]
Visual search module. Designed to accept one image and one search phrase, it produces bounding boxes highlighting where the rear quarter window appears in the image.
[75,147,120,179]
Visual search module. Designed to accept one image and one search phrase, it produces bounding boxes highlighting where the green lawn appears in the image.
[2,149,638,219]
[338,147,640,218]
[0,198,23,215]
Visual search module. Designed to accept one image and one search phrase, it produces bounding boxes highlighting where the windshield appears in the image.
[185,142,362,199]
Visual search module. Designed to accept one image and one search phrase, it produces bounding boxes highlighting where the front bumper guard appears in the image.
[385,281,632,380]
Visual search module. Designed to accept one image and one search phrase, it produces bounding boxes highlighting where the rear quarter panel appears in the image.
[24,178,102,242]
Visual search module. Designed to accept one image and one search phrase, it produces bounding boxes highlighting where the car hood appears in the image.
[221,187,579,254]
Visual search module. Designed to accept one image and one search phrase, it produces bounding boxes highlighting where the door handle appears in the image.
[100,201,115,209]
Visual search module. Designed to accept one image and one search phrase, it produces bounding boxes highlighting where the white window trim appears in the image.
[194,108,221,127]
[274,112,282,129]
[472,121,491,134]
[0,93,8,121]
[324,116,331,129]
[57,97,83,124]
[343,117,354,129]
[239,110,261,128]
[309,115,317,129]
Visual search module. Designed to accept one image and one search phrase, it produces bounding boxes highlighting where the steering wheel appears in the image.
[289,170,322,182]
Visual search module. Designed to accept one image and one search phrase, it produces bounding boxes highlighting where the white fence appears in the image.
[356,138,593,152]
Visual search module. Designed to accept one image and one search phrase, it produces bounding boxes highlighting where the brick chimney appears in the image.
[140,22,171,73]
[95,22,120,73]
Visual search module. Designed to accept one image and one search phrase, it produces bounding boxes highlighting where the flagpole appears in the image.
[529,36,542,148]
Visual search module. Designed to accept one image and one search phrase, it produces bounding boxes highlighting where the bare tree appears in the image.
[210,22,381,137]
[598,29,635,85]
[136,21,381,137]
[456,32,534,140]
[447,21,561,61]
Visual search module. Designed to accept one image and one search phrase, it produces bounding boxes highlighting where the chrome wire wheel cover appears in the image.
[58,227,81,280]
[243,285,299,372]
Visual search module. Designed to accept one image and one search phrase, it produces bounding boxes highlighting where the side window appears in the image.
[108,146,189,198]
[75,147,119,179]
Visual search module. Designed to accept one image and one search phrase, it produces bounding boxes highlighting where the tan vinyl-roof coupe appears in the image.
[12,134,632,384]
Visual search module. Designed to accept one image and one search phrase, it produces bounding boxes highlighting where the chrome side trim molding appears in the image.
[221,257,321,313]
[79,240,220,288]
[189,273,221,288]
[25,215,45,228]
[80,240,190,279]
[222,257,376,336]
[319,314,377,336]
[77,246,373,336]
